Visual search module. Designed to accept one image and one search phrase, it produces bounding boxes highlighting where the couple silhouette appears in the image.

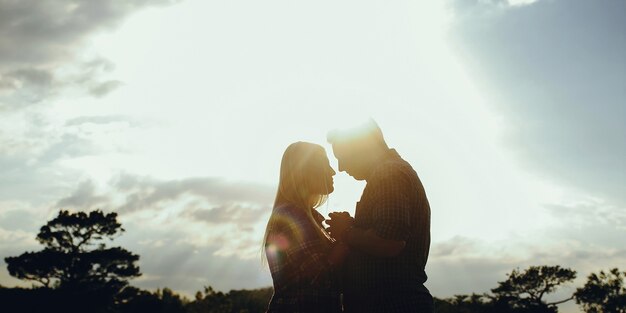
[263,120,433,313]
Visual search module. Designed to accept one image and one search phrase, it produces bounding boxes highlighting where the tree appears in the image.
[226,287,273,313]
[115,286,188,313]
[185,285,273,313]
[4,210,140,293]
[186,285,232,313]
[490,265,577,312]
[435,294,492,313]
[575,268,626,313]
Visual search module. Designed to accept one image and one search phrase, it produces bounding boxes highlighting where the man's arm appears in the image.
[327,212,406,258]
[345,226,406,257]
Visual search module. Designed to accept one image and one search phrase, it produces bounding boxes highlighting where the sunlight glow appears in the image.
[31,0,574,285]
[61,0,561,244]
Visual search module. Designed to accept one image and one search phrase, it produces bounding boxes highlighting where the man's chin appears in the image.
[345,171,364,181]
[350,174,365,181]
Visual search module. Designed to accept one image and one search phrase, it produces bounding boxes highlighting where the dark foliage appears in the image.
[5,210,140,293]
[0,285,120,313]
[434,265,578,313]
[116,286,187,313]
[575,268,626,313]
[489,265,576,312]
[0,284,272,313]
[186,285,273,313]
[434,294,492,313]
[3,210,140,312]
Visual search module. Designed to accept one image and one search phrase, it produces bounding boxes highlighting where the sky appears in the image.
[1,0,624,312]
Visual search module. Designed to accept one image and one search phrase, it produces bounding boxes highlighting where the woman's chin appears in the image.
[326,185,335,194]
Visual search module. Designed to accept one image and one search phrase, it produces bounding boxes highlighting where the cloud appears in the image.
[0,0,177,67]
[38,133,99,163]
[111,174,274,213]
[55,180,110,210]
[54,173,274,219]
[0,68,56,108]
[0,57,126,109]
[446,0,540,18]
[64,115,143,127]
[427,255,516,296]
[448,0,626,206]
[430,235,480,258]
[52,173,274,258]
[88,80,124,97]
[0,208,41,233]
[0,110,158,210]
[53,173,273,228]
[0,68,54,91]
[65,57,124,98]
[184,205,266,229]
[0,152,81,207]
[0,0,179,109]
[0,113,89,208]
[427,234,626,307]
[129,241,270,296]
[1,173,274,293]
[539,201,626,263]
[0,110,158,209]
[0,227,36,248]
[507,0,537,6]
[545,201,626,231]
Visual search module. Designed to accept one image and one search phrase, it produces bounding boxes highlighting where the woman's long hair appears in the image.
[262,142,333,264]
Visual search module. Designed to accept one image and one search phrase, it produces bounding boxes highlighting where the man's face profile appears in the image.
[332,143,366,181]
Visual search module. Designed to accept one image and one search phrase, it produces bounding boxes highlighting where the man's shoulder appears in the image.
[370,157,416,183]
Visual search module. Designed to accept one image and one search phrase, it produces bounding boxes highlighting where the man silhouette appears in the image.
[326,120,433,313]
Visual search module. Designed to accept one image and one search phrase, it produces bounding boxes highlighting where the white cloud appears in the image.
[507,0,538,7]
[448,0,626,207]
[446,0,541,19]
[0,0,179,109]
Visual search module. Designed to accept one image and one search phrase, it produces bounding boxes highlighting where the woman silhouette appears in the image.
[263,142,348,313]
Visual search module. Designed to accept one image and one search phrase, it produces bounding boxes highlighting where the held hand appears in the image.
[328,211,351,219]
[326,212,354,242]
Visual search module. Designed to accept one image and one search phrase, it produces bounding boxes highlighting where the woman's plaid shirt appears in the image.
[265,204,340,312]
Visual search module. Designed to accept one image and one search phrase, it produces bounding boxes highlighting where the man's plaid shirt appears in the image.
[343,149,432,312]
[266,204,341,313]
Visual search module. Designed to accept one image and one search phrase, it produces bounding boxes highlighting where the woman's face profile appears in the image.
[314,151,336,195]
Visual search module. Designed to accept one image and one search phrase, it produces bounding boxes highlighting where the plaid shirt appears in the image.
[266,204,341,313]
[343,149,432,313]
